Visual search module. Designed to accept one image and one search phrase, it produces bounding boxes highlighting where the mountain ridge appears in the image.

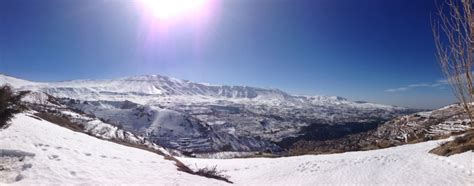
[1,73,416,153]
[0,74,404,109]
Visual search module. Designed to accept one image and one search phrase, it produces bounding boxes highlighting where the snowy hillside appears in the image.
[283,103,473,156]
[0,113,470,185]
[0,113,226,185]
[0,74,37,88]
[181,139,473,185]
[0,74,416,153]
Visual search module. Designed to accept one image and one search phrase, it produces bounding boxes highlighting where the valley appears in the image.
[2,74,421,154]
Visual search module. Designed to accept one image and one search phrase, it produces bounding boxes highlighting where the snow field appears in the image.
[0,114,226,185]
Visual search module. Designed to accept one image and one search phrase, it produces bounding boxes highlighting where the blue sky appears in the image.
[0,0,455,109]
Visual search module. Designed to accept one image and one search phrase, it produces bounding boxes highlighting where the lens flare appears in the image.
[138,0,208,20]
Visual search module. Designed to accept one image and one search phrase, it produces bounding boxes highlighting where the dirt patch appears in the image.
[33,112,85,132]
[430,129,474,156]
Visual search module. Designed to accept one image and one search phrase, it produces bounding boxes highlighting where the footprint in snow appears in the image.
[21,164,32,171]
[48,155,60,161]
[15,174,24,182]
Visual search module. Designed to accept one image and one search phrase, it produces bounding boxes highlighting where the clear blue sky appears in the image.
[0,0,455,109]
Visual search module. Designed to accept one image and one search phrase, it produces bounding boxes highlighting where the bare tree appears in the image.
[433,0,474,127]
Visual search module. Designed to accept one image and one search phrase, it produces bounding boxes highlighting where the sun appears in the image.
[137,0,208,20]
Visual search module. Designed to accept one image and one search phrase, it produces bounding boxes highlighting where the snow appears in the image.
[21,91,55,106]
[428,119,471,136]
[0,74,38,88]
[192,151,258,159]
[448,151,473,170]
[0,113,472,185]
[0,74,430,154]
[417,111,433,117]
[2,74,407,113]
[180,140,473,185]
[0,113,225,185]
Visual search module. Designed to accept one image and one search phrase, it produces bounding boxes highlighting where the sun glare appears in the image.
[138,0,208,20]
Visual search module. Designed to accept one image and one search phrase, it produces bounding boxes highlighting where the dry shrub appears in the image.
[194,165,232,184]
[0,85,27,129]
[430,129,474,156]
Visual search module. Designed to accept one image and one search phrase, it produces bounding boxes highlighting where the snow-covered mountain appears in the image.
[1,74,416,153]
[19,74,291,102]
[7,74,401,109]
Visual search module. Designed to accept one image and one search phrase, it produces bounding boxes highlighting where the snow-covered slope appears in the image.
[0,74,38,88]
[373,104,472,143]
[0,74,416,153]
[0,113,226,185]
[282,103,474,156]
[1,113,471,185]
[181,139,473,185]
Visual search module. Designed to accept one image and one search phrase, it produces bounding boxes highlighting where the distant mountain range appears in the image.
[1,74,418,153]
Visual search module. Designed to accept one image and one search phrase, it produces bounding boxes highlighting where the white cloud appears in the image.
[385,80,448,92]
